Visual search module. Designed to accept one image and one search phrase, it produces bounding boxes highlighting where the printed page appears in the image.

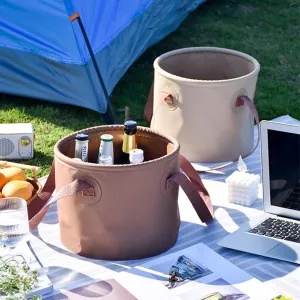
[10,241,281,300]
[128,243,280,300]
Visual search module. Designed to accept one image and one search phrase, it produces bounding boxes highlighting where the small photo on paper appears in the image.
[180,278,250,300]
[148,254,212,289]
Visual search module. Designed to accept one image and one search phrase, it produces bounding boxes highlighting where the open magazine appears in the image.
[44,243,282,300]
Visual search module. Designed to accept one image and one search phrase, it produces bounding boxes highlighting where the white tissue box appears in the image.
[226,171,260,206]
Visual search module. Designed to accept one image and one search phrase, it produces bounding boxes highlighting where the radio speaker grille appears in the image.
[0,138,15,156]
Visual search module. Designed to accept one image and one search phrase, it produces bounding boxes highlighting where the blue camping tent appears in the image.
[1,0,206,116]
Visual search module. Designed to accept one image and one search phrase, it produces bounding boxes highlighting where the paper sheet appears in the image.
[118,243,280,300]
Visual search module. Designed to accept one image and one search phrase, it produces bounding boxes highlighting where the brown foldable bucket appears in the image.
[28,125,213,260]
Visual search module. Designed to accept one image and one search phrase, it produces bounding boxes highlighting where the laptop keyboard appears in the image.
[248,217,300,243]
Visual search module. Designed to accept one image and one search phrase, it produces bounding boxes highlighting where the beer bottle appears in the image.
[97,134,114,164]
[99,155,113,165]
[74,133,89,162]
[121,120,137,164]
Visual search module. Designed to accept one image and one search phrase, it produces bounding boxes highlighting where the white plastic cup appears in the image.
[129,149,144,164]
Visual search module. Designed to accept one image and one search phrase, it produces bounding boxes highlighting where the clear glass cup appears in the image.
[0,197,29,249]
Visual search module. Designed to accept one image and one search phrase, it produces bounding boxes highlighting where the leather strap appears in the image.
[178,154,213,223]
[144,84,174,122]
[28,161,56,221]
[28,162,94,230]
[144,83,154,122]
[167,172,213,223]
[179,155,210,195]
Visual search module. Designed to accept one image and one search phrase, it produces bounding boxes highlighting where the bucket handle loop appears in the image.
[28,162,95,230]
[144,83,177,122]
[164,94,174,105]
[166,155,214,224]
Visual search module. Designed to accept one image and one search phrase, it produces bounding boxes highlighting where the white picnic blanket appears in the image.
[29,115,300,299]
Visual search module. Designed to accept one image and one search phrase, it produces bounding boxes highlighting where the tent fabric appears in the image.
[0,0,207,113]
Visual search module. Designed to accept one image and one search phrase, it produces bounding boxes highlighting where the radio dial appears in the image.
[19,136,32,158]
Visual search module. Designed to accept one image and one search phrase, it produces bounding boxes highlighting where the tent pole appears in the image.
[70,13,118,124]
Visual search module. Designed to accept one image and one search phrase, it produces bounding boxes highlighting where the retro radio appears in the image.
[0,123,34,159]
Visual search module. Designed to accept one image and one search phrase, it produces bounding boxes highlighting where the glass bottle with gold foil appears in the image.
[121,120,137,164]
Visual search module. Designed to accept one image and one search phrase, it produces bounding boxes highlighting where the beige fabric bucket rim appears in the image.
[154,47,260,85]
[54,125,180,171]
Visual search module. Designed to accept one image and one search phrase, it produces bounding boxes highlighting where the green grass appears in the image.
[1,0,299,176]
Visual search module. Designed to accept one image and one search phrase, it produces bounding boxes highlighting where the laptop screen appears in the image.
[268,129,300,210]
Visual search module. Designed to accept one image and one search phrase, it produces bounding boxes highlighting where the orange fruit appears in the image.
[2,180,34,201]
[0,172,8,190]
[0,167,27,183]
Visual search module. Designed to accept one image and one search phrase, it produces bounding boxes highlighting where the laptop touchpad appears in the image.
[267,243,299,263]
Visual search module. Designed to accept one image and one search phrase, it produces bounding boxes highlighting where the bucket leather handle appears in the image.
[144,84,176,124]
[144,83,175,122]
[28,162,94,230]
[167,155,214,224]
[144,83,154,122]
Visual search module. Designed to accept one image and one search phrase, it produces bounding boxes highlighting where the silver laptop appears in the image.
[218,120,300,264]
